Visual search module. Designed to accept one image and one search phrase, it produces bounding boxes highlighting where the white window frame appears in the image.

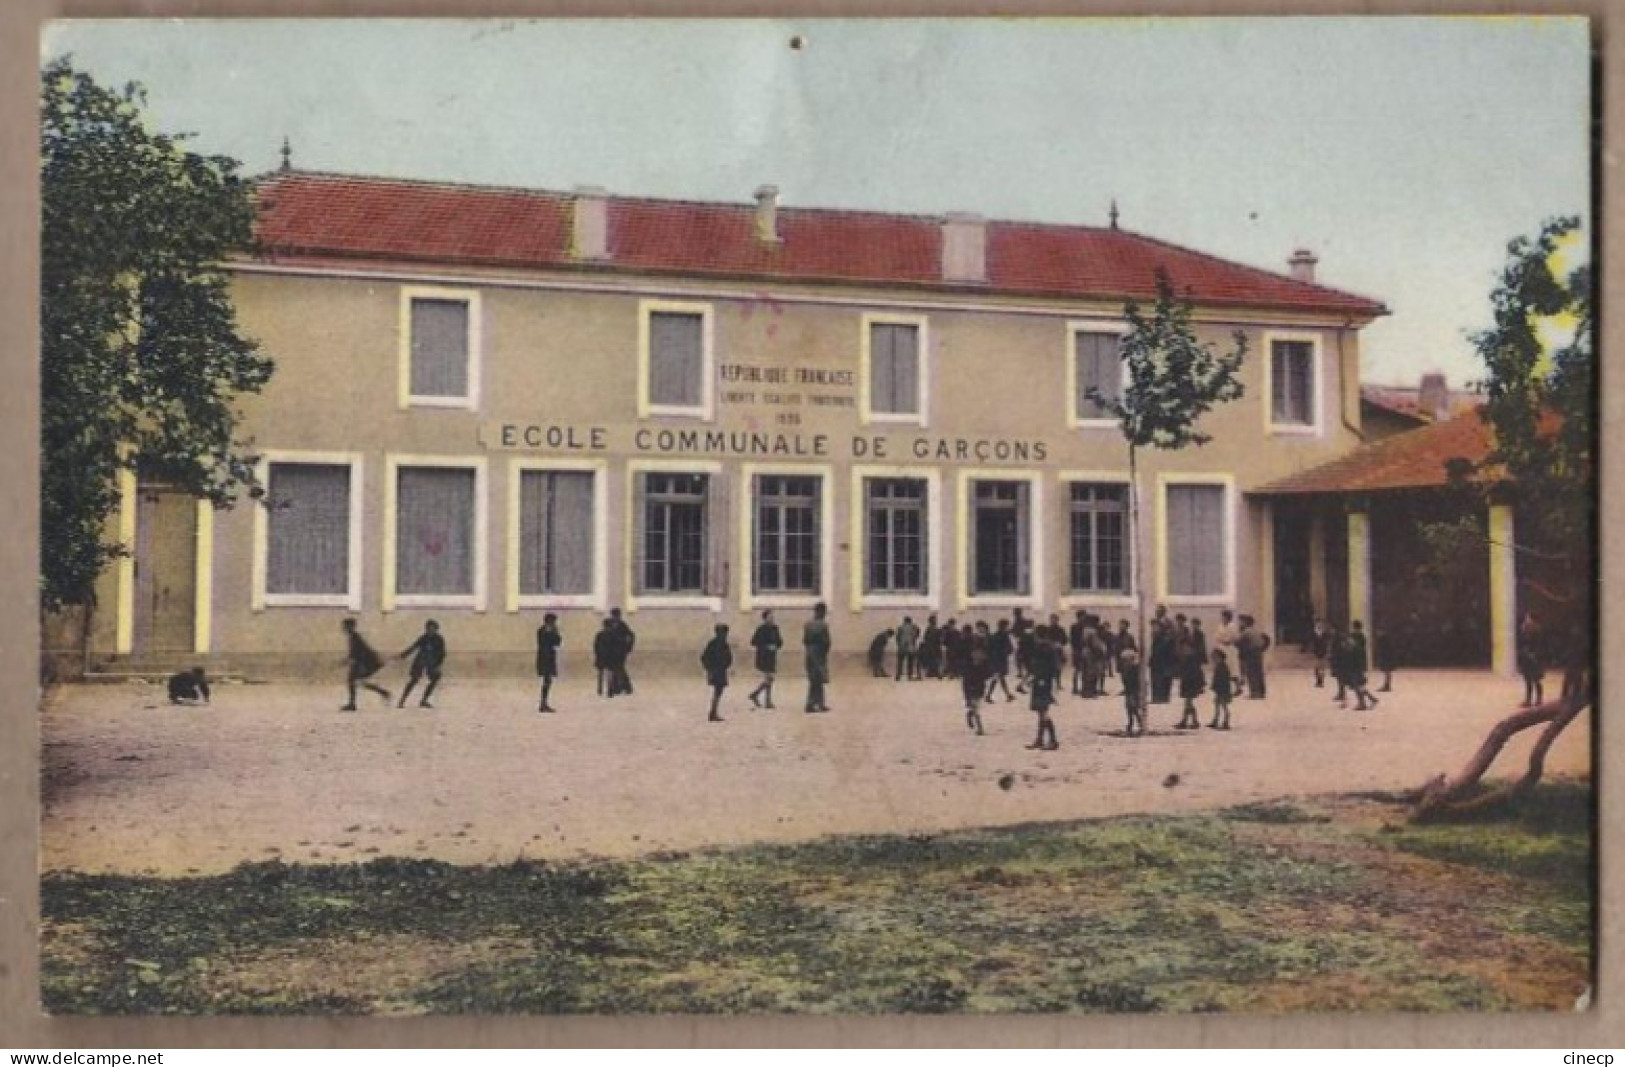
[1155,472,1236,607]
[624,458,724,612]
[860,312,930,427]
[740,463,835,611]
[1263,330,1324,437]
[955,468,1044,611]
[398,286,482,411]
[849,466,943,612]
[1065,319,1131,430]
[638,299,715,420]
[382,454,489,612]
[251,451,365,612]
[1056,470,1136,611]
[505,458,609,613]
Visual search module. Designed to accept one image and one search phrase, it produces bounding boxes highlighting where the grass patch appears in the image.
[42,786,1592,1015]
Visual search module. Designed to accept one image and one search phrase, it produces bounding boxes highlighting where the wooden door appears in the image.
[133,485,197,654]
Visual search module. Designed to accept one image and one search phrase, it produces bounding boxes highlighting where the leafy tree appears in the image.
[1414,217,1593,820]
[1087,269,1247,723]
[40,58,272,614]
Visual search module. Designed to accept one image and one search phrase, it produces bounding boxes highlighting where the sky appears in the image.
[41,17,1592,387]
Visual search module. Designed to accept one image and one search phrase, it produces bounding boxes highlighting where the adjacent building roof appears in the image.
[1361,383,1479,423]
[1251,408,1496,496]
[249,170,1389,319]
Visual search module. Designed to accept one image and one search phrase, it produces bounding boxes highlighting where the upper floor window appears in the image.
[400,288,480,409]
[1070,326,1126,425]
[862,315,927,424]
[640,301,714,419]
[1267,334,1320,433]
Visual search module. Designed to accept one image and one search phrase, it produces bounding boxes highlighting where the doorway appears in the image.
[132,481,198,655]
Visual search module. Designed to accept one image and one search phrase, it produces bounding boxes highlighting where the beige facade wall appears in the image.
[94,260,1375,674]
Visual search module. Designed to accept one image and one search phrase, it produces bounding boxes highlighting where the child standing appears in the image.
[340,618,390,711]
[1119,648,1144,736]
[963,622,988,735]
[748,609,782,709]
[1175,635,1206,729]
[1348,620,1380,711]
[1026,634,1061,750]
[535,613,562,713]
[701,623,733,722]
[1208,649,1234,730]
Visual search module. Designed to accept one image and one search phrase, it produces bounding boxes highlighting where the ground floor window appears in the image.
[1164,481,1227,597]
[865,477,927,594]
[396,465,478,598]
[970,479,1030,595]
[1068,482,1129,594]
[637,471,711,595]
[754,474,821,594]
[517,469,595,596]
[264,462,353,598]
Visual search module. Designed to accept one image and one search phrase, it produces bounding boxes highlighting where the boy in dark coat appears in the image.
[962,622,988,735]
[397,619,447,709]
[1518,612,1545,707]
[340,618,391,711]
[608,608,636,696]
[1175,635,1206,729]
[920,615,943,679]
[167,667,210,706]
[748,609,782,709]
[985,619,1016,703]
[1348,621,1379,711]
[701,623,732,722]
[1026,632,1062,750]
[535,613,562,713]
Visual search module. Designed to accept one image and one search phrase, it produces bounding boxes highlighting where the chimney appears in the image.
[1418,372,1449,422]
[942,212,987,283]
[571,186,609,260]
[754,184,782,244]
[1288,248,1319,283]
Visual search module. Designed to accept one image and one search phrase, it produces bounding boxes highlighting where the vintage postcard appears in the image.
[31,16,1595,1021]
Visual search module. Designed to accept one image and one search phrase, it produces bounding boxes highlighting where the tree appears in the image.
[1087,269,1247,722]
[1412,216,1593,821]
[40,58,272,615]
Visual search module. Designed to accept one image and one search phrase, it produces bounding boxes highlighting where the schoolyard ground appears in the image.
[40,666,1590,876]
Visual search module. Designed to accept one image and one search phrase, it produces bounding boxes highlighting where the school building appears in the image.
[87,168,1418,676]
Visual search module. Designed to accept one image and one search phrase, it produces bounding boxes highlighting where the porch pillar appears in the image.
[1347,509,1371,635]
[1258,500,1275,636]
[1308,513,1328,619]
[1489,503,1517,675]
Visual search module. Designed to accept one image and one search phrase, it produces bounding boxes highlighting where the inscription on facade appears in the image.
[483,423,1047,463]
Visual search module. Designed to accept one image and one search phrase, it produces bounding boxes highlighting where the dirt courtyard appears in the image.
[40,667,1591,875]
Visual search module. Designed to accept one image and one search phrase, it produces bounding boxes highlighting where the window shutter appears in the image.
[551,472,595,595]
[914,481,929,594]
[410,299,470,398]
[397,467,475,596]
[631,472,649,596]
[650,312,703,408]
[891,326,919,415]
[871,325,897,413]
[704,473,729,597]
[1015,481,1031,596]
[267,463,350,595]
[1194,485,1225,595]
[518,471,551,596]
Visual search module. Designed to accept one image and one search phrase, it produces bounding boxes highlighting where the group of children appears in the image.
[1308,617,1383,711]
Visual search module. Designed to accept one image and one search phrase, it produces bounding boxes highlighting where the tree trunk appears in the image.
[1129,445,1148,714]
[1410,665,1591,822]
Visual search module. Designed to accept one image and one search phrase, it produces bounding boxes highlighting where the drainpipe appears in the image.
[1336,320,1365,442]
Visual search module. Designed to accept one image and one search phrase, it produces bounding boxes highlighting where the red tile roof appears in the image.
[1251,409,1497,495]
[250,171,1388,318]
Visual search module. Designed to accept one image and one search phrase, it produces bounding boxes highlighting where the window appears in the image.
[638,472,709,594]
[517,470,595,597]
[640,301,713,418]
[1269,337,1317,429]
[866,478,928,595]
[754,475,821,594]
[866,319,922,419]
[1164,482,1228,598]
[263,461,355,602]
[400,288,479,408]
[1073,330,1123,422]
[1068,483,1130,594]
[970,480,1030,596]
[395,465,479,600]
